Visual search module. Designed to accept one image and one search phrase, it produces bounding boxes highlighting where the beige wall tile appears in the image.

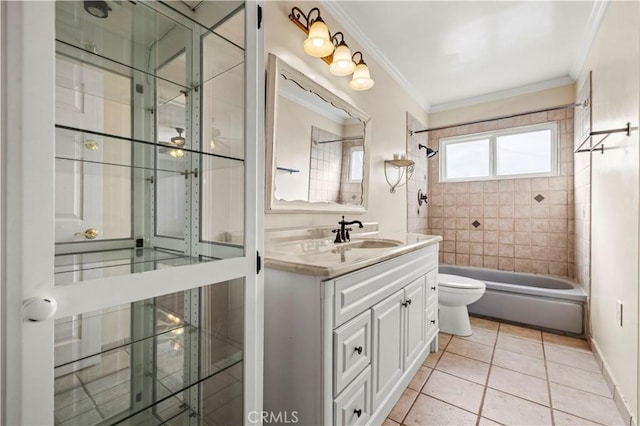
[549,262,568,276]
[456,206,470,218]
[499,257,515,271]
[499,179,515,192]
[484,206,498,218]
[469,182,484,193]
[456,241,470,254]
[531,233,549,247]
[470,206,483,218]
[443,252,456,264]
[483,181,498,193]
[484,193,498,205]
[514,258,533,272]
[469,255,483,267]
[531,219,549,233]
[456,182,470,193]
[456,254,470,265]
[470,193,483,205]
[456,218,470,229]
[499,244,514,257]
[498,219,514,231]
[484,232,498,243]
[514,192,532,205]
[531,178,550,192]
[484,256,498,269]
[515,219,532,232]
[514,179,531,192]
[484,219,499,230]
[499,232,514,245]
[457,193,470,206]
[532,260,549,274]
[514,205,531,218]
[470,243,484,255]
[499,206,514,218]
[531,204,550,218]
[515,245,532,258]
[470,231,484,242]
[514,232,531,245]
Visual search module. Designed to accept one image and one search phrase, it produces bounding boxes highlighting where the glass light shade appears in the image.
[303,19,334,57]
[329,43,356,76]
[349,62,375,91]
[170,149,185,158]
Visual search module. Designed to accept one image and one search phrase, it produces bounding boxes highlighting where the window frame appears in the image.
[439,122,559,183]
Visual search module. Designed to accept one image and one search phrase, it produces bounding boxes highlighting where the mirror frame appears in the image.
[265,53,370,214]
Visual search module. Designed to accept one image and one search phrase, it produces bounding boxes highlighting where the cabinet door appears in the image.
[404,277,426,370]
[371,289,404,410]
[3,3,264,425]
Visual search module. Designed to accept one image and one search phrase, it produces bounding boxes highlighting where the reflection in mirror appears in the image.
[266,53,370,213]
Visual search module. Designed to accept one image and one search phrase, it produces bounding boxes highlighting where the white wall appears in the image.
[577,0,639,420]
[264,1,428,233]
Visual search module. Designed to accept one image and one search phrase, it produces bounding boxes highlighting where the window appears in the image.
[440,122,558,182]
[349,146,364,182]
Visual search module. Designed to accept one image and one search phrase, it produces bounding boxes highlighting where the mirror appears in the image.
[266,53,370,213]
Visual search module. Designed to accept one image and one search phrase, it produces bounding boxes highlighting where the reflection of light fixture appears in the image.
[418,144,438,158]
[84,0,111,18]
[349,52,375,91]
[329,33,356,76]
[289,6,374,91]
[169,149,185,158]
[171,127,186,147]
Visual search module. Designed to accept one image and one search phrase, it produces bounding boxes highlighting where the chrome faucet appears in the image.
[332,216,364,243]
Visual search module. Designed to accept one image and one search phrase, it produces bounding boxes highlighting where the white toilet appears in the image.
[438,273,486,336]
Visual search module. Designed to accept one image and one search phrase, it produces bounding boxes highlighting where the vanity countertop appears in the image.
[264,231,442,279]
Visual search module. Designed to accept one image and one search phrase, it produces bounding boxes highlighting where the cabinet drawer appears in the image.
[334,366,371,426]
[334,310,371,396]
[333,245,437,327]
[425,268,438,306]
[426,303,438,340]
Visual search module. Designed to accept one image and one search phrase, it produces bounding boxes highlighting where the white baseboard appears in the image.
[590,338,635,426]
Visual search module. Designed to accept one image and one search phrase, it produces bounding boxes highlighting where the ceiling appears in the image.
[322,1,607,111]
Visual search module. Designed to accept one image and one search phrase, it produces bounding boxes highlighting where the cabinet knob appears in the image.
[354,346,363,355]
[430,320,436,324]
[431,286,437,291]
[354,409,362,418]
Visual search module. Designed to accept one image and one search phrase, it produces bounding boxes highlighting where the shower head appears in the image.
[418,144,438,158]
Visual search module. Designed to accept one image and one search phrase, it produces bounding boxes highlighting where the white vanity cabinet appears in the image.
[265,242,439,425]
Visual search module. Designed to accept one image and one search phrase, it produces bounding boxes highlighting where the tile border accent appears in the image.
[590,338,635,426]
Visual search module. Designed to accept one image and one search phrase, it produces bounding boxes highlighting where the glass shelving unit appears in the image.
[50,2,249,425]
[54,280,244,426]
[53,0,246,286]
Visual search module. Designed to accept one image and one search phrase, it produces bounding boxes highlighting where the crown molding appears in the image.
[570,0,610,79]
[429,76,576,113]
[320,0,431,112]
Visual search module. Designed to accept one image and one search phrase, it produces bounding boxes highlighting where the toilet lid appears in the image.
[438,273,486,290]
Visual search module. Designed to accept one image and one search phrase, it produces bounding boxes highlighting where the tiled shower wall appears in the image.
[407,112,429,233]
[427,109,575,278]
[309,126,342,202]
[574,147,591,293]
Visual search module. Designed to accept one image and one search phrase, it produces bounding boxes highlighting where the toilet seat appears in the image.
[438,273,485,290]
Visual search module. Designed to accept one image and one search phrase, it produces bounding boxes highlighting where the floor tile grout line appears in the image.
[475,322,500,426]
[400,334,452,425]
[552,408,608,426]
[542,331,557,426]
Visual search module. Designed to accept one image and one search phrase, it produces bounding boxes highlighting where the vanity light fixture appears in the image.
[329,33,356,76]
[289,7,334,58]
[349,51,375,91]
[418,144,438,158]
[289,6,374,91]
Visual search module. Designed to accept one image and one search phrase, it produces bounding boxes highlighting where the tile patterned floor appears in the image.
[385,317,627,426]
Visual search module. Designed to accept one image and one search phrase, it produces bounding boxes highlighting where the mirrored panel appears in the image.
[266,54,370,213]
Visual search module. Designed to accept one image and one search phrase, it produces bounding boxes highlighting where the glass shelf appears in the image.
[55,125,245,170]
[54,248,214,286]
[54,281,244,426]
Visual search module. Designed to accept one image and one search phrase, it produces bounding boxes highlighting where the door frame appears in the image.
[1,2,264,425]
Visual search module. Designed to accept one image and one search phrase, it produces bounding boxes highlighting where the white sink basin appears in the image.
[346,239,403,249]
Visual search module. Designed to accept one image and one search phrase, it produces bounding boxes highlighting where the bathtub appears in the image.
[439,265,587,335]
